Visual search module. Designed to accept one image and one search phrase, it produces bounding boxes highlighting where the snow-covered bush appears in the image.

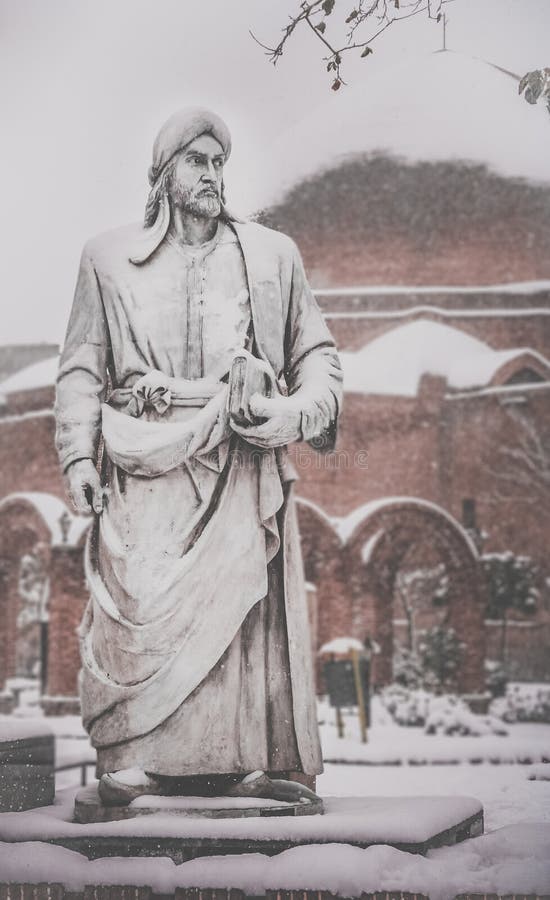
[392,645,424,689]
[380,686,508,735]
[490,682,550,723]
[425,695,508,736]
[482,552,540,619]
[379,685,431,726]
[418,626,464,693]
[393,626,464,694]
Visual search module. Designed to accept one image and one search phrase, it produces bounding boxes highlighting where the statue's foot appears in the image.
[226,770,273,798]
[266,778,319,803]
[227,770,320,804]
[98,768,166,807]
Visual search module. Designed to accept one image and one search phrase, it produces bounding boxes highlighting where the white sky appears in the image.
[0,0,549,345]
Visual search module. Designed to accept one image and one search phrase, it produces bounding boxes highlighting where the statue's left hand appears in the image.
[230,393,302,448]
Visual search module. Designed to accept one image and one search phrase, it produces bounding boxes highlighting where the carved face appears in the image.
[169,134,225,219]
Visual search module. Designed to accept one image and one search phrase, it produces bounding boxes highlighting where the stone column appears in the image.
[43,544,87,715]
[0,557,18,706]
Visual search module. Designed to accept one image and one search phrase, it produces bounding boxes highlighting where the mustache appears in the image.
[197,185,219,197]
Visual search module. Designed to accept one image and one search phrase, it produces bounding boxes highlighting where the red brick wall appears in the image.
[444,388,550,568]
[300,233,550,288]
[0,413,65,502]
[3,385,56,417]
[292,382,444,518]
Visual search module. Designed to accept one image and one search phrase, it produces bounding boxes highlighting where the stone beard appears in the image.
[55,107,343,799]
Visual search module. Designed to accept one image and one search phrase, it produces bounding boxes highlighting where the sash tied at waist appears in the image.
[109,380,222,418]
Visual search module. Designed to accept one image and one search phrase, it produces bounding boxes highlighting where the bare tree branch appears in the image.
[482,404,550,505]
[252,0,455,88]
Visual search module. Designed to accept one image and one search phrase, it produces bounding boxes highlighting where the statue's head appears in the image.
[144,106,232,228]
[131,106,233,265]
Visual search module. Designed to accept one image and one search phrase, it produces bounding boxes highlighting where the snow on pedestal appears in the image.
[0,785,482,864]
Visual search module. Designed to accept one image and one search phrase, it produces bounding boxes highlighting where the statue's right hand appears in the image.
[65,459,105,516]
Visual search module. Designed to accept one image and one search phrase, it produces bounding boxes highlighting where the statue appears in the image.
[55,107,343,808]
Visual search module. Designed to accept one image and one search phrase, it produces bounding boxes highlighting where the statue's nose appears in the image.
[203,160,217,181]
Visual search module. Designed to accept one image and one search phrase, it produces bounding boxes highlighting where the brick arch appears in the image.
[342,498,486,692]
[490,350,550,387]
[0,493,89,695]
[0,496,53,689]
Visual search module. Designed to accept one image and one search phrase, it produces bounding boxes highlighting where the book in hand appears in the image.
[227,349,278,426]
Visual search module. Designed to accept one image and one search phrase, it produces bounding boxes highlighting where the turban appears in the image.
[148,106,232,186]
[130,107,232,266]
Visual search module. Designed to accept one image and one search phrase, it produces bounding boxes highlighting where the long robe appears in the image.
[55,218,343,777]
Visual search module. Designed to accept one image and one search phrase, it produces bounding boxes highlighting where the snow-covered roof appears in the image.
[0,356,59,395]
[258,50,550,207]
[340,320,550,397]
[316,281,550,298]
[318,637,365,655]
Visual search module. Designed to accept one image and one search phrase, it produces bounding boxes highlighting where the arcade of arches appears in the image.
[0,492,487,712]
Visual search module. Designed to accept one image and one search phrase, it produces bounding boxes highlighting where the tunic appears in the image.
[55,217,343,778]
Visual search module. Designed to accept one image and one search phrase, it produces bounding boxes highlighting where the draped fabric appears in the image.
[83,398,283,744]
[55,218,343,777]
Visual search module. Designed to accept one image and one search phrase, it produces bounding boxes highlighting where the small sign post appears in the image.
[351,648,368,743]
[323,653,370,742]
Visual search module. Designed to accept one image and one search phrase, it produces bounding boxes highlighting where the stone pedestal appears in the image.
[74,784,323,824]
[0,723,54,812]
[0,789,483,864]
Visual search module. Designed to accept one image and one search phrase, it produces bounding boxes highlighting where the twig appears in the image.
[252,0,455,86]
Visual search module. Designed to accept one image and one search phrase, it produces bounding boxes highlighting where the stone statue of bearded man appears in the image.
[55,107,343,807]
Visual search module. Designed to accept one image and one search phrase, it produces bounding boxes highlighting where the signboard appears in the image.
[323,657,370,726]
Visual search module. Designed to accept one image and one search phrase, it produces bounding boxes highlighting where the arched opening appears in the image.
[0,497,52,700]
[0,493,89,711]
[343,498,487,693]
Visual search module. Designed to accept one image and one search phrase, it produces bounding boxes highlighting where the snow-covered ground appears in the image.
[320,719,550,766]
[318,695,550,765]
[320,761,550,834]
[1,701,550,895]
